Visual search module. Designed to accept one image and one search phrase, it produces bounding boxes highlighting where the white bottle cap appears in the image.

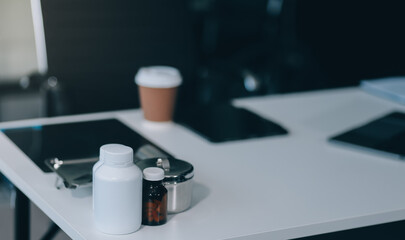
[143,167,165,181]
[100,144,133,166]
[134,66,182,88]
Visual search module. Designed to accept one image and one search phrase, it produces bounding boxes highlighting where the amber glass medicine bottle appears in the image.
[142,167,168,226]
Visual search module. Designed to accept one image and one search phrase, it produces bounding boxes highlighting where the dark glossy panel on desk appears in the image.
[174,103,288,143]
[1,119,171,172]
[329,112,405,159]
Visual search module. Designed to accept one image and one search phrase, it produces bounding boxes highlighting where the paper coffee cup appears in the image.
[135,66,182,122]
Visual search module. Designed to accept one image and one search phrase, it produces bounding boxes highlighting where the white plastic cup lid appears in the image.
[134,66,182,88]
[143,167,165,181]
[100,144,133,165]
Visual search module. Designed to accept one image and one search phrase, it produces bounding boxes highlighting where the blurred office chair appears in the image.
[188,0,325,105]
[191,0,279,104]
[33,0,195,117]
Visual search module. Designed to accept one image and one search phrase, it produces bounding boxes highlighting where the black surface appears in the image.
[294,219,405,240]
[174,103,288,143]
[40,0,194,115]
[296,1,405,88]
[14,188,30,240]
[329,112,405,158]
[1,119,171,172]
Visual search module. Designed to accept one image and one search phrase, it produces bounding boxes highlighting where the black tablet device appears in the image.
[329,112,405,159]
[1,119,171,172]
[174,103,288,143]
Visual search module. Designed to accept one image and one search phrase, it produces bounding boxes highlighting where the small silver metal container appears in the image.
[136,157,194,214]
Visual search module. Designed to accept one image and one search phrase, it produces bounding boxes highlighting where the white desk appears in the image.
[1,87,405,240]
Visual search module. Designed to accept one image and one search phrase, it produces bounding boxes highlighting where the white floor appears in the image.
[0,178,71,240]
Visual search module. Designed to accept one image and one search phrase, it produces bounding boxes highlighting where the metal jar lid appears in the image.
[135,157,194,184]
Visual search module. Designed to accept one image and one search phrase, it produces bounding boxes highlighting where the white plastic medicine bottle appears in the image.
[93,144,142,234]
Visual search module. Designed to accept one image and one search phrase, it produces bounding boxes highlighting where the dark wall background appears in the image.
[39,0,405,115]
[41,0,194,115]
[297,0,405,89]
